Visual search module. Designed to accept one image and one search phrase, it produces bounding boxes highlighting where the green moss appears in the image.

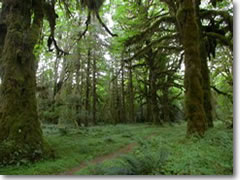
[0,0,46,166]
[176,0,207,136]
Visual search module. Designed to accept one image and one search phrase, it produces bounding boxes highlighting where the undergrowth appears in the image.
[75,122,233,175]
[0,122,233,175]
[0,123,158,175]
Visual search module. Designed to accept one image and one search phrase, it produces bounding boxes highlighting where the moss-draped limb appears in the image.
[206,32,233,52]
[125,15,176,46]
[200,9,233,34]
[124,34,180,63]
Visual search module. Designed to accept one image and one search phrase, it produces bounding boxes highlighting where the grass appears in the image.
[0,122,233,175]
[73,122,233,175]
[0,123,160,175]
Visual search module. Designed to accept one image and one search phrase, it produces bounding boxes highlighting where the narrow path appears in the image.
[61,132,157,175]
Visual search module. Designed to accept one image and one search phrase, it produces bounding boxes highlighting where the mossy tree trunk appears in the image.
[145,75,152,123]
[176,0,207,136]
[85,48,91,126]
[110,67,121,124]
[195,1,214,128]
[127,60,135,123]
[162,85,170,123]
[145,48,161,124]
[0,0,47,163]
[200,39,214,128]
[149,64,160,124]
[92,54,97,125]
[120,59,126,123]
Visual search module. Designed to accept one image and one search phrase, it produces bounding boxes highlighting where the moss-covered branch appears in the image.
[124,34,181,62]
[125,15,176,46]
[206,32,233,51]
[200,9,233,34]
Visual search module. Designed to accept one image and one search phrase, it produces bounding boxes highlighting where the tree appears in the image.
[127,59,135,123]
[85,48,91,126]
[0,0,50,163]
[176,0,207,136]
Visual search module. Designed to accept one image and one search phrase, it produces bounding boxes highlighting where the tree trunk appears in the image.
[176,0,206,136]
[149,65,159,124]
[53,56,60,99]
[75,54,82,126]
[145,75,152,123]
[85,49,91,126]
[115,74,121,124]
[195,1,214,128]
[121,59,126,123]
[162,85,170,123]
[0,0,50,163]
[200,40,214,128]
[146,49,160,124]
[92,54,97,125]
[128,60,135,123]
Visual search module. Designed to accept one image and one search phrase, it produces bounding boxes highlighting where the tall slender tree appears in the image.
[85,48,91,126]
[92,51,97,125]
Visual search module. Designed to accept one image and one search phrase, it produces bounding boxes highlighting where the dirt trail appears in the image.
[61,132,157,175]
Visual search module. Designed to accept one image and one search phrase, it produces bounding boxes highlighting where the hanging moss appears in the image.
[80,0,105,12]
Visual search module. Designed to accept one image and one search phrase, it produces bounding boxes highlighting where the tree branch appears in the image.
[211,86,233,103]
[96,12,118,37]
[125,15,175,46]
[124,34,181,63]
[77,11,91,41]
[206,32,233,51]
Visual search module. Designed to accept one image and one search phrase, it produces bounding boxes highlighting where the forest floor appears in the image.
[62,130,157,175]
[0,122,233,175]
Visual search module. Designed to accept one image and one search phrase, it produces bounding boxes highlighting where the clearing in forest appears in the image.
[0,122,233,175]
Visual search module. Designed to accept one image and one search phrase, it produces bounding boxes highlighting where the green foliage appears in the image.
[41,110,59,124]
[0,140,53,168]
[58,127,69,136]
[1,123,232,175]
[75,122,232,175]
[0,124,157,175]
[160,124,233,175]
[89,137,169,175]
[0,0,233,176]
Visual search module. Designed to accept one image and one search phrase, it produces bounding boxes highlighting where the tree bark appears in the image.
[92,53,97,125]
[145,75,152,123]
[149,64,159,124]
[200,40,214,128]
[75,53,82,126]
[85,48,91,126]
[0,0,50,163]
[162,85,170,123]
[146,48,160,124]
[128,60,135,123]
[195,1,214,128]
[53,56,60,99]
[120,58,126,123]
[176,0,206,136]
